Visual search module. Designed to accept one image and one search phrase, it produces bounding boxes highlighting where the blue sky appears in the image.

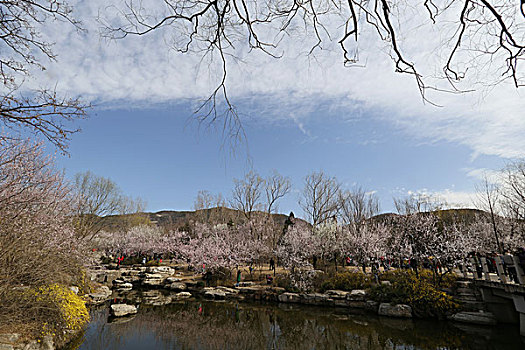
[53,101,507,216]
[28,0,525,218]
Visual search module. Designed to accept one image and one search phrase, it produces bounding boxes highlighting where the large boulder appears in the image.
[348,290,367,301]
[142,273,165,286]
[278,292,301,303]
[110,304,138,317]
[87,285,112,305]
[448,311,497,325]
[378,303,413,318]
[203,288,226,300]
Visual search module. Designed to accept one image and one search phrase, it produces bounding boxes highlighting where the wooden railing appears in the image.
[460,254,525,286]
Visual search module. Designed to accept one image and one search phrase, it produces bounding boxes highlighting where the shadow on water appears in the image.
[64,298,525,350]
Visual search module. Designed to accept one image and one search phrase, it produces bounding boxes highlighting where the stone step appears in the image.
[460,301,486,311]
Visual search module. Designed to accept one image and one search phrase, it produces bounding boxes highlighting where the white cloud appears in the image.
[23,0,525,160]
[403,188,476,209]
[464,168,505,185]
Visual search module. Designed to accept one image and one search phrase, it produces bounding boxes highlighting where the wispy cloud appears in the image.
[26,0,525,161]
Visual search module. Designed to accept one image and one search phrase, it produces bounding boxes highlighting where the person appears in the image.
[269,258,275,271]
[142,257,146,265]
[236,269,242,287]
[266,274,273,284]
[117,255,123,270]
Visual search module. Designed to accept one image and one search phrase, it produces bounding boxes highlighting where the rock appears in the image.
[40,336,53,350]
[112,279,133,290]
[203,288,227,300]
[0,345,14,350]
[325,290,350,299]
[302,293,332,305]
[347,301,367,309]
[142,290,171,305]
[110,304,138,317]
[334,299,349,307]
[174,292,192,299]
[381,281,392,287]
[146,266,174,275]
[448,311,497,325]
[378,303,412,318]
[167,282,187,291]
[142,273,165,286]
[365,300,379,312]
[348,290,367,301]
[236,286,266,294]
[278,292,301,303]
[69,286,79,295]
[117,283,133,290]
[0,334,19,344]
[238,282,255,287]
[165,277,182,284]
[216,286,239,295]
[87,285,112,305]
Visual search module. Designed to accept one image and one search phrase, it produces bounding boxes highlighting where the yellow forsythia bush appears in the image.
[370,270,459,317]
[33,284,90,334]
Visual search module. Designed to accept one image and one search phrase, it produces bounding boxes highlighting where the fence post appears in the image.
[481,257,491,281]
[470,257,480,279]
[495,256,508,283]
[460,261,468,278]
[512,255,525,285]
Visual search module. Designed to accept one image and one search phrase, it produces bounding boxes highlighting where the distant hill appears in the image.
[100,207,306,232]
[100,207,497,232]
[372,208,493,225]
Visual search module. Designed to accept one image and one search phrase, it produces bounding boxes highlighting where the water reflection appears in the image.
[66,298,524,350]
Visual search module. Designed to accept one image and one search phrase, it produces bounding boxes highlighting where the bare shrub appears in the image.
[0,139,87,337]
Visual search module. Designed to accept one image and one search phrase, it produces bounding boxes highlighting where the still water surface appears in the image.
[67,299,524,350]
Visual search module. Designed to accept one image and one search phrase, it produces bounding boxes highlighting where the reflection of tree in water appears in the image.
[73,301,523,350]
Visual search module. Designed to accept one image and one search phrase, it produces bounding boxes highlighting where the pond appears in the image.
[66,298,524,350]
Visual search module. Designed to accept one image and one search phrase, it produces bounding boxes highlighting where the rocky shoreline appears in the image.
[0,266,497,350]
[87,265,497,324]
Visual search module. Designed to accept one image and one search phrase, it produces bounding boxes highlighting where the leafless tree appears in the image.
[500,160,525,243]
[194,190,231,223]
[230,170,264,220]
[0,1,88,152]
[300,171,340,226]
[338,186,379,231]
[474,173,503,253]
[74,171,145,239]
[102,0,525,132]
[393,192,445,215]
[265,170,291,215]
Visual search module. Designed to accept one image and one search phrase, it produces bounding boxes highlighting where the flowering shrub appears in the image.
[27,284,90,337]
[320,271,372,292]
[369,270,459,317]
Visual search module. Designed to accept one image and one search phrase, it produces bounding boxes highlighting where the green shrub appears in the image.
[274,274,299,293]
